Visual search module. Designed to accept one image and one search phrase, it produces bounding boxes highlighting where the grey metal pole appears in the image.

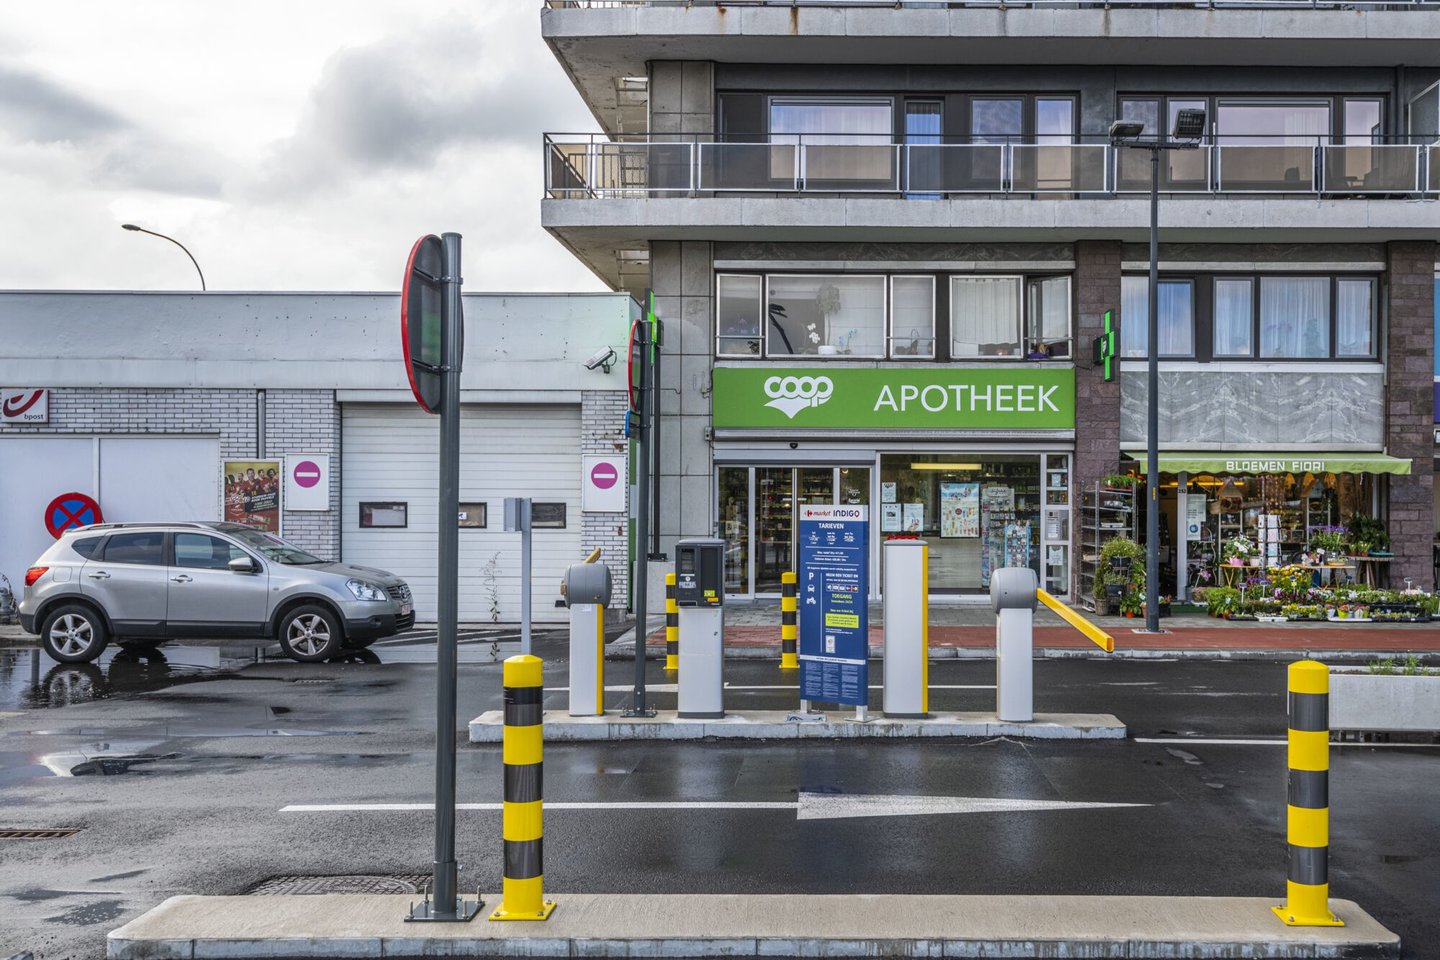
[631,320,653,716]
[1145,149,1161,634]
[432,231,463,915]
[520,500,532,655]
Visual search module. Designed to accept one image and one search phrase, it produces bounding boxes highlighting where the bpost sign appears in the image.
[798,505,869,707]
[712,367,1074,430]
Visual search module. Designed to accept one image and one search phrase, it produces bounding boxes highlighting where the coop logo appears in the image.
[763,376,833,419]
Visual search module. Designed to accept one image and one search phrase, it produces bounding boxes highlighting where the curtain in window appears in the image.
[951,277,1021,357]
[891,276,935,356]
[1121,276,1193,357]
[772,100,893,182]
[1213,279,1254,357]
[1028,276,1071,351]
[1336,279,1374,357]
[1260,277,1330,358]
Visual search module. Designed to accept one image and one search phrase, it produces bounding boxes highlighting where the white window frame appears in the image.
[764,273,888,360]
[888,275,936,359]
[715,273,765,358]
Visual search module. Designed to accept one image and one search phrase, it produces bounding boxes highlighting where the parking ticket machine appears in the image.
[675,538,725,718]
[562,562,611,716]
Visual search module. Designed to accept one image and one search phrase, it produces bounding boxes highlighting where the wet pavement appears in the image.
[0,636,1436,959]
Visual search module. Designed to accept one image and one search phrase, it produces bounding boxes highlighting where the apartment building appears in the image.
[540,0,1440,603]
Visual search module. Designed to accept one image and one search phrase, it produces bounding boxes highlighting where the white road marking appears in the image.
[282,793,1146,820]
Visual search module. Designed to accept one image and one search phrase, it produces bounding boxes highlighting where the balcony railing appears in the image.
[547,0,1440,9]
[545,134,1440,199]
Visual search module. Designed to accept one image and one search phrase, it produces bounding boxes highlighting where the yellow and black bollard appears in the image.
[665,572,679,672]
[1273,659,1343,927]
[490,654,555,921]
[780,571,798,671]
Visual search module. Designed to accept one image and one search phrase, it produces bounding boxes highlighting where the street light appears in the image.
[121,223,206,291]
[1109,108,1207,634]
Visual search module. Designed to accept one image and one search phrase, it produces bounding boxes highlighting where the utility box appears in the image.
[563,562,611,717]
[675,538,725,718]
[991,566,1038,722]
[882,538,929,718]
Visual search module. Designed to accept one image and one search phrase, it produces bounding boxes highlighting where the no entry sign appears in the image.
[44,492,103,539]
[582,455,626,513]
[284,455,331,512]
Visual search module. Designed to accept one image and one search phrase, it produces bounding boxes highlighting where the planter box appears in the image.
[1329,671,1440,733]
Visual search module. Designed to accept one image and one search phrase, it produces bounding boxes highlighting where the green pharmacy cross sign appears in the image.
[1092,309,1117,383]
[711,367,1075,431]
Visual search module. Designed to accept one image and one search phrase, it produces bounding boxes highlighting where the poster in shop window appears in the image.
[222,460,282,533]
[880,503,902,532]
[940,482,980,538]
[902,503,924,533]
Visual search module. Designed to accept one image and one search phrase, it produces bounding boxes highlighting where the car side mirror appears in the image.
[228,556,258,574]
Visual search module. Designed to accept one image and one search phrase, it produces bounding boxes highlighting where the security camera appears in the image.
[585,346,617,374]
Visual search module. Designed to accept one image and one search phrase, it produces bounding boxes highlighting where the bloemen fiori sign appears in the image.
[713,367,1074,430]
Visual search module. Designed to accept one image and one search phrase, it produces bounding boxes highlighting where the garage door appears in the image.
[341,404,583,623]
[0,436,219,592]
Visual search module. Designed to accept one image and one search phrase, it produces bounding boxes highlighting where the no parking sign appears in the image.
[44,492,103,539]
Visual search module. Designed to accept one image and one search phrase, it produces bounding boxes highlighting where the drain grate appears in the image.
[0,828,81,840]
[248,874,430,896]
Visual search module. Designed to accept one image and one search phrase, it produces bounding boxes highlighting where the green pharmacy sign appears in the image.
[712,367,1075,430]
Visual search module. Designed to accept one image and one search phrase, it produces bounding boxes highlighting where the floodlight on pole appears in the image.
[121,223,207,291]
[1108,109,1207,634]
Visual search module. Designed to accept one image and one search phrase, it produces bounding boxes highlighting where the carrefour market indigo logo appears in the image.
[763,375,833,419]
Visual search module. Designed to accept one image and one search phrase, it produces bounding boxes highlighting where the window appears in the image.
[1026,276,1071,358]
[950,276,1021,357]
[766,275,886,357]
[174,533,247,570]
[359,502,408,528]
[717,275,762,356]
[1213,278,1254,357]
[101,532,165,566]
[890,276,936,357]
[1121,277,1194,358]
[72,537,102,559]
[904,101,943,199]
[1336,278,1375,357]
[531,503,567,529]
[1259,277,1330,358]
[770,98,893,183]
[458,503,487,528]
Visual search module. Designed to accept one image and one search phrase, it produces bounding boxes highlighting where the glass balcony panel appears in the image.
[1115,146,1211,192]
[905,144,1004,193]
[1009,145,1107,192]
[1218,145,1316,192]
[1322,145,1418,193]
[698,143,798,191]
[800,145,898,191]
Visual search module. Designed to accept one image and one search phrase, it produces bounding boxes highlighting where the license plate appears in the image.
[400,603,411,616]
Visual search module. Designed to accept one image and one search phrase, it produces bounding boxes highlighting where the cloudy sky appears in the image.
[0,1,606,293]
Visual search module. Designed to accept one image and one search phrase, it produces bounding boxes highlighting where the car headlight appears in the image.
[346,579,388,602]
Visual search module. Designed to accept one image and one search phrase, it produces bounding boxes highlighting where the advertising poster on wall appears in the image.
[880,503,902,532]
[222,460,282,532]
[940,482,980,538]
[798,505,869,707]
[1004,520,1033,569]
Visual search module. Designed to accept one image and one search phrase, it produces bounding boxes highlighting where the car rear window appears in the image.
[72,537,103,559]
[100,532,166,566]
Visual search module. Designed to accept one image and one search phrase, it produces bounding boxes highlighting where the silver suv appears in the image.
[19,522,413,664]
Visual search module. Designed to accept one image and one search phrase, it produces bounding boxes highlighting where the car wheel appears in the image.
[41,604,109,663]
[278,605,343,662]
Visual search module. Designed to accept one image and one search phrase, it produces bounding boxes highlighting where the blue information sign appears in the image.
[798,505,869,706]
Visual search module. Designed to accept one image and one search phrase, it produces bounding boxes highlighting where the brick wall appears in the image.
[1,387,341,558]
[1072,241,1124,597]
[581,390,631,602]
[1384,241,1437,590]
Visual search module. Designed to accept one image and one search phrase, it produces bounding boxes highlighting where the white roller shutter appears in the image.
[341,403,582,623]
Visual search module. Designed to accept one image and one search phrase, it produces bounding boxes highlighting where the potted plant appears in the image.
[1102,473,1139,491]
[1119,593,1142,618]
[1222,535,1257,567]
[1346,514,1390,556]
[1309,527,1347,564]
[1095,535,1144,615]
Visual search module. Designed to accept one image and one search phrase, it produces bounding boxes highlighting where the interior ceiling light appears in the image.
[908,462,984,471]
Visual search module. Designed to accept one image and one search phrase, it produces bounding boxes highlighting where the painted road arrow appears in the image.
[283,793,1148,819]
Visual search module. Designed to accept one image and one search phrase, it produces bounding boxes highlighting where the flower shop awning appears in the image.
[1124,452,1412,476]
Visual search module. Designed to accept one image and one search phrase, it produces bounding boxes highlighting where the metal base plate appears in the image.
[405,898,483,922]
[490,900,557,922]
[1271,905,1344,927]
[622,707,658,718]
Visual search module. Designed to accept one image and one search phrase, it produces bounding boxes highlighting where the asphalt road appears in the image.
[1,635,1436,960]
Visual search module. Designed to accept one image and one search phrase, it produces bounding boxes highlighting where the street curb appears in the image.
[606,640,1429,663]
[468,709,1126,742]
[106,893,1399,959]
